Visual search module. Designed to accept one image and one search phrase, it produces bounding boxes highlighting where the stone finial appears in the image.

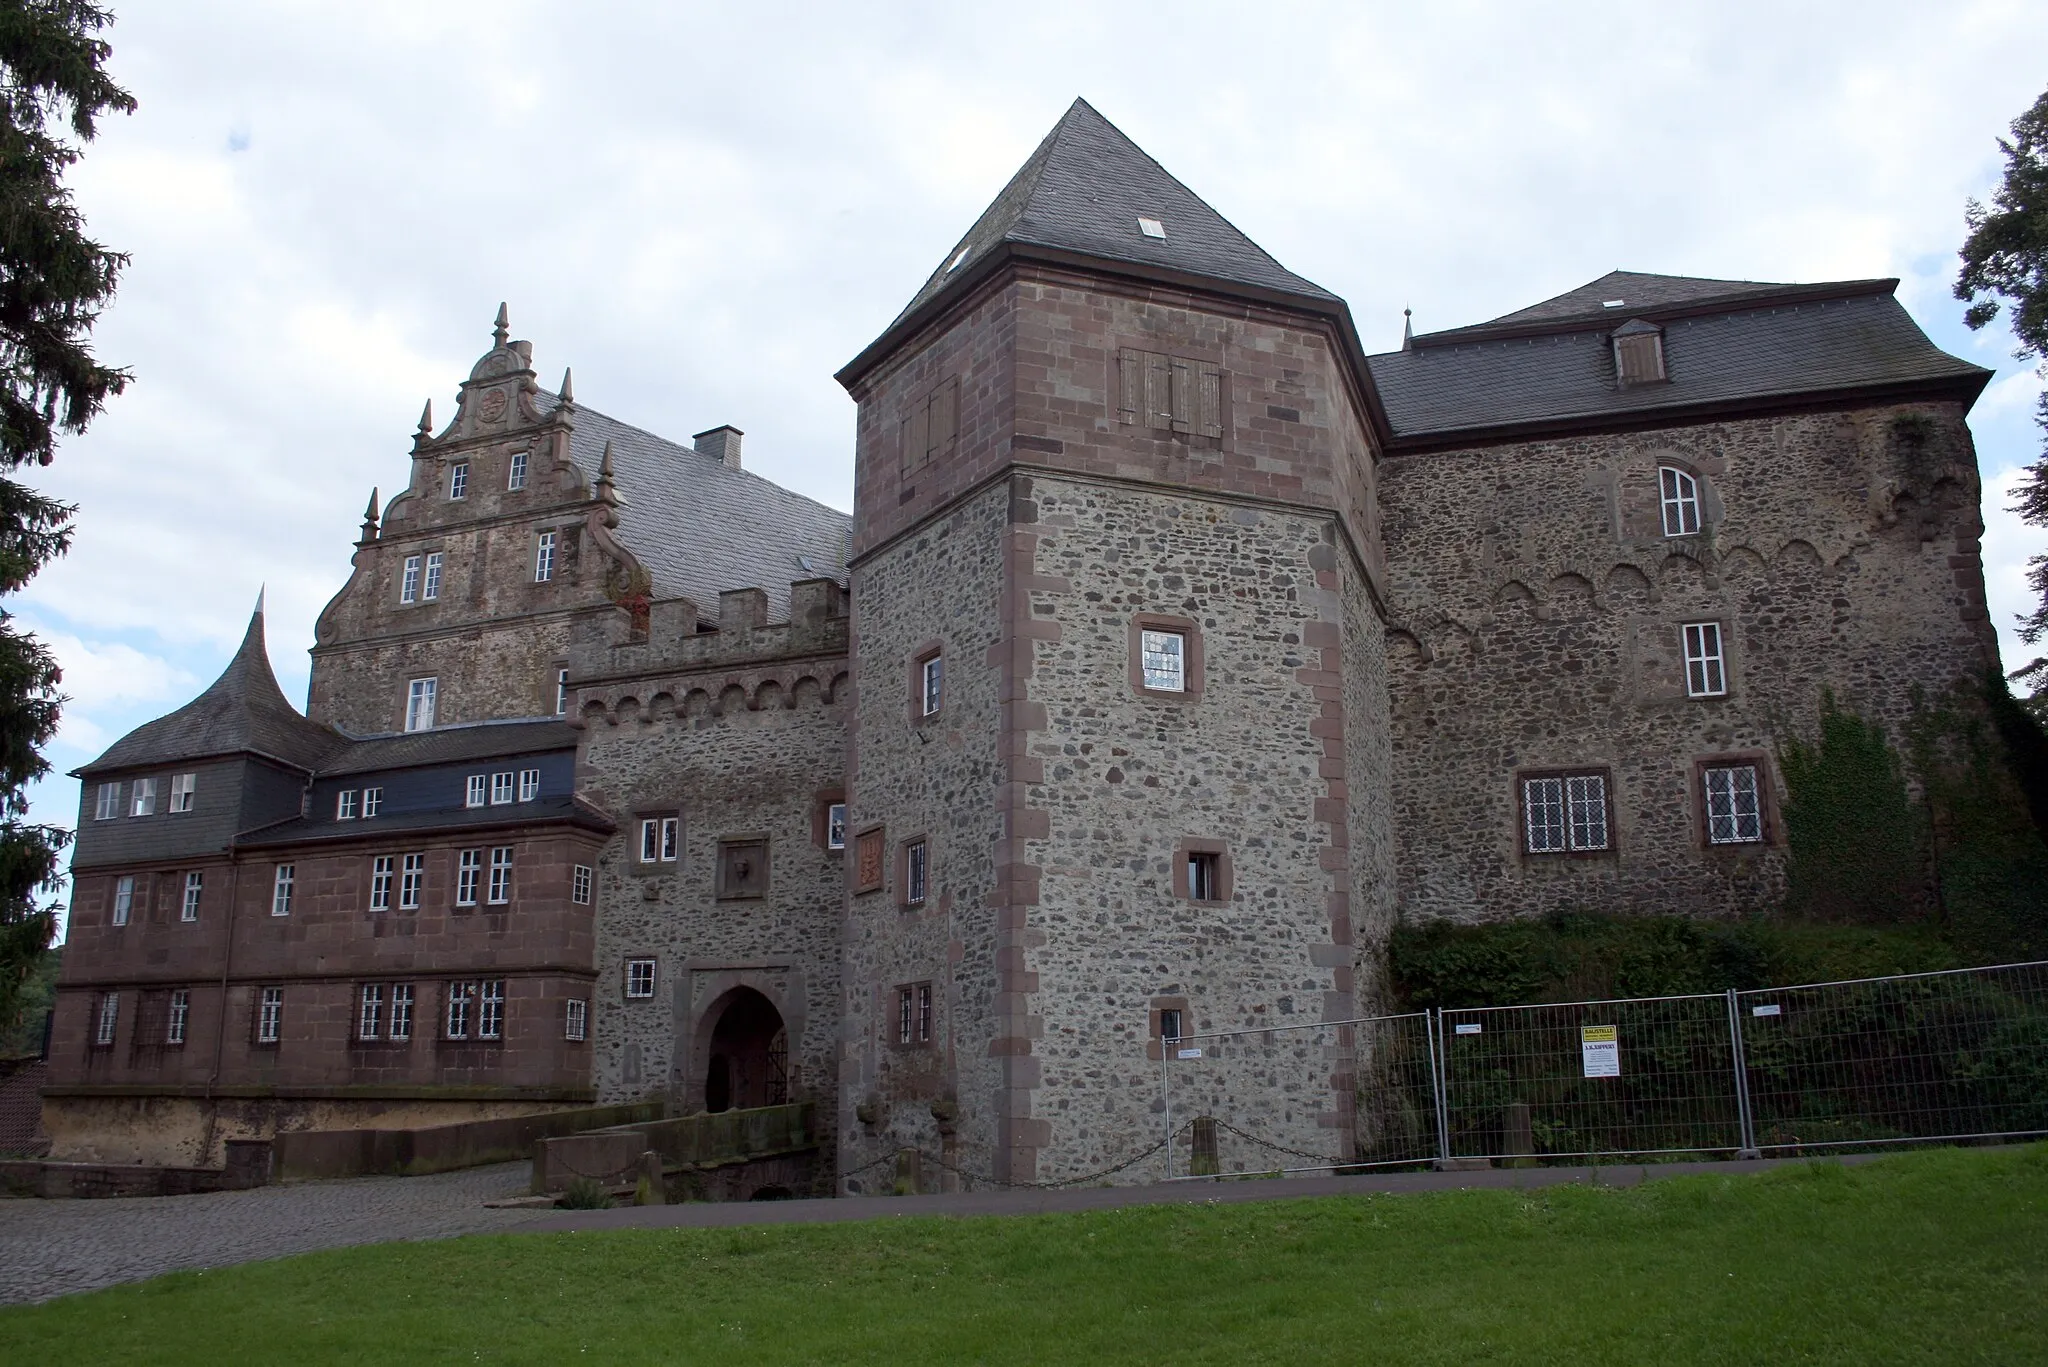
[596,439,619,505]
[493,301,509,346]
[361,487,380,540]
[1402,308,1413,352]
[559,367,575,408]
[417,399,433,434]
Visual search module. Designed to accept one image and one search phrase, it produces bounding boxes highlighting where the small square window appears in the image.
[1158,1008,1184,1044]
[572,864,593,905]
[170,773,196,813]
[519,769,540,802]
[401,555,421,604]
[826,802,847,851]
[1141,630,1186,693]
[167,989,189,1045]
[508,450,528,491]
[466,775,488,808]
[639,816,679,863]
[488,847,514,904]
[93,781,119,821]
[903,839,928,907]
[1704,763,1765,845]
[271,864,295,917]
[257,986,284,1044]
[406,678,438,732]
[181,872,202,922]
[1187,851,1219,902]
[919,653,943,717]
[112,875,134,927]
[423,551,443,602]
[625,958,657,999]
[449,462,469,500]
[131,776,157,818]
[565,998,588,1041]
[337,789,358,821]
[1683,622,1727,698]
[456,849,481,906]
[1523,772,1611,854]
[370,855,394,912]
[490,772,515,805]
[718,838,768,899]
[362,787,383,818]
[390,983,414,1041]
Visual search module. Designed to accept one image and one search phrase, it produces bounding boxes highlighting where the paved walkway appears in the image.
[0,1161,550,1307]
[2,1150,1897,1307]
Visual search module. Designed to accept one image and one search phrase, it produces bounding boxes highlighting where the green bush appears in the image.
[558,1177,614,1210]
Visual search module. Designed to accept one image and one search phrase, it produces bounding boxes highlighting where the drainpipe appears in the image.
[200,850,243,1166]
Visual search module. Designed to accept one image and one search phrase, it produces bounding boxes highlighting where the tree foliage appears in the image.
[1956,87,2048,681]
[0,1,132,1044]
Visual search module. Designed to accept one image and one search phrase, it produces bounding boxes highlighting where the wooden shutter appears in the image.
[1116,349,1142,425]
[1616,333,1664,385]
[1169,357,1197,434]
[1197,363,1222,439]
[1143,351,1173,430]
[902,401,929,475]
[930,377,958,464]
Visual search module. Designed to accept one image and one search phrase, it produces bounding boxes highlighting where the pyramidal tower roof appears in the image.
[846,99,1340,382]
[76,597,343,776]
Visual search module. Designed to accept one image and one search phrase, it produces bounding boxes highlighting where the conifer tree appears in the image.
[0,1,132,1043]
[1957,87,2048,696]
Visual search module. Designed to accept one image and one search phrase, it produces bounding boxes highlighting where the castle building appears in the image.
[45,101,1994,1186]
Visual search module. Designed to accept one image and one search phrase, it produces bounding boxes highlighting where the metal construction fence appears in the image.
[1157,959,2048,1180]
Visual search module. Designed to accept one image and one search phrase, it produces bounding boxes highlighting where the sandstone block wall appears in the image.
[1379,402,1995,923]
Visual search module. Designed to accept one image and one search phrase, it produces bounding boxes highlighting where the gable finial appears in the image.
[596,439,619,505]
[493,302,509,346]
[361,488,381,540]
[417,399,432,435]
[1402,307,1413,352]
[560,366,575,408]
[254,585,266,618]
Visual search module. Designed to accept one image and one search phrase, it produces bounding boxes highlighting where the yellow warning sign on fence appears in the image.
[1580,1025,1620,1078]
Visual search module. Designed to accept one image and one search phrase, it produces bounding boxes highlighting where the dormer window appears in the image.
[1613,320,1666,386]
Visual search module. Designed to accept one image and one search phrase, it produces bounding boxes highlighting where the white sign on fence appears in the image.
[1177,1048,1203,1059]
[1752,1004,1782,1017]
[1580,1024,1620,1078]
[1455,1023,1482,1035]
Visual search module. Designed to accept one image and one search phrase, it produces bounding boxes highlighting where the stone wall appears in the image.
[1379,402,1996,924]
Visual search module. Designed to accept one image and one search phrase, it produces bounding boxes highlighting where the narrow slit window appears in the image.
[916,983,933,1043]
[257,986,283,1044]
[1704,764,1765,845]
[1659,467,1701,537]
[904,840,928,906]
[1684,622,1727,697]
[897,986,914,1045]
[920,654,942,717]
[555,668,570,716]
[167,989,189,1045]
[94,991,119,1046]
[826,802,847,851]
[112,875,134,927]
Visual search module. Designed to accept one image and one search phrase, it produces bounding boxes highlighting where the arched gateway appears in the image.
[702,988,788,1113]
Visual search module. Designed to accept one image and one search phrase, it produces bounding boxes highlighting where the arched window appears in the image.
[1659,466,1701,537]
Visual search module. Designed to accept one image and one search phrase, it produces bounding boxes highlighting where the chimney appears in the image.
[693,425,744,470]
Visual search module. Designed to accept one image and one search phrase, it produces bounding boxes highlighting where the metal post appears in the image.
[1427,1008,1451,1164]
[1725,988,1761,1159]
[1161,1031,1174,1180]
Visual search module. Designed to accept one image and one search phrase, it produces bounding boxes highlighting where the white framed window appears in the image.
[336,789,358,821]
[897,986,914,1045]
[490,772,515,805]
[94,991,118,1046]
[93,781,118,821]
[448,461,468,500]
[131,776,157,817]
[362,787,383,818]
[400,853,424,911]
[1141,629,1187,692]
[1523,773,1611,854]
[920,653,943,717]
[359,983,384,1040]
[401,554,421,604]
[534,530,556,583]
[422,551,443,602]
[370,855,394,911]
[170,773,196,813]
[639,816,679,863]
[271,864,295,917]
[556,669,570,716]
[478,980,505,1040]
[519,769,540,802]
[390,983,414,1041]
[905,839,928,906]
[465,775,487,808]
[826,802,847,851]
[406,677,438,732]
[1659,466,1701,537]
[167,989,189,1045]
[488,846,513,904]
[112,875,134,927]
[1684,622,1727,698]
[1704,763,1765,845]
[257,986,283,1044]
[508,450,528,491]
[572,864,592,904]
[625,958,656,999]
[456,849,480,907]
[445,981,472,1039]
[181,872,202,922]
[565,998,587,1041]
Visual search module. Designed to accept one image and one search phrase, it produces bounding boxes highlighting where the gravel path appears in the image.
[0,1162,550,1307]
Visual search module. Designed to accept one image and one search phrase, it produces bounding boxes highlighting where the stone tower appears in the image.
[834,100,1395,1187]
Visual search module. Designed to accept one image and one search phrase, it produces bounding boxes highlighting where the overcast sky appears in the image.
[21,1,2048,924]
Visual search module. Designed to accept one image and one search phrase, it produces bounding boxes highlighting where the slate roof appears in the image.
[235,794,613,848]
[315,719,581,777]
[75,604,344,776]
[535,392,851,625]
[1367,276,1991,446]
[876,98,1336,346]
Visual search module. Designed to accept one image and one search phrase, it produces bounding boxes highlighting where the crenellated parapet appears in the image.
[566,577,850,726]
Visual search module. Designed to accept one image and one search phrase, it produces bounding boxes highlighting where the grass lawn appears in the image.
[7,1145,2045,1365]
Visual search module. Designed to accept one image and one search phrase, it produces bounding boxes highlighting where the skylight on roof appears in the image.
[1601,299,1625,308]
[1137,217,1166,240]
[945,247,971,273]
